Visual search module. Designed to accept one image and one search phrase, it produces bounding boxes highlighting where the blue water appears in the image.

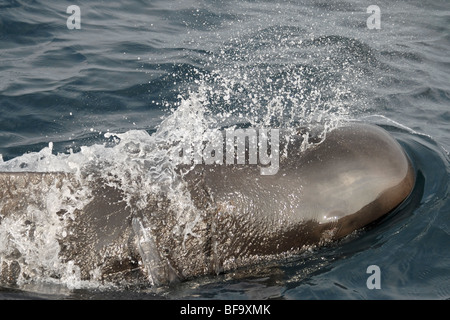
[0,0,449,299]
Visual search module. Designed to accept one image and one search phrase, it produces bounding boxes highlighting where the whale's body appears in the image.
[0,123,415,286]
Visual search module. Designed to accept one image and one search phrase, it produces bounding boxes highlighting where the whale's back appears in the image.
[0,123,415,285]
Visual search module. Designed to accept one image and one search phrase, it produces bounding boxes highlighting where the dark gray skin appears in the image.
[0,123,415,286]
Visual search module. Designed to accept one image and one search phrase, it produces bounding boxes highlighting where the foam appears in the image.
[0,33,363,289]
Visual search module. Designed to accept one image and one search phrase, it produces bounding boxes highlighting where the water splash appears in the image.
[0,25,374,290]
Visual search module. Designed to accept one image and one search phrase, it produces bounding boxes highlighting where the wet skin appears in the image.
[0,123,415,286]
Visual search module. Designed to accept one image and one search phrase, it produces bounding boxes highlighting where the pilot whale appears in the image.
[0,123,415,287]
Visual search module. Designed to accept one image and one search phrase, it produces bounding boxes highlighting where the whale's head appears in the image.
[0,123,415,286]
[183,123,415,259]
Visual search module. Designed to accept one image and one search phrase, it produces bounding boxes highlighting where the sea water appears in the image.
[0,0,449,299]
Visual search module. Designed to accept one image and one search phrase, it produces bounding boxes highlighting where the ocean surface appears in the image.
[0,0,449,300]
